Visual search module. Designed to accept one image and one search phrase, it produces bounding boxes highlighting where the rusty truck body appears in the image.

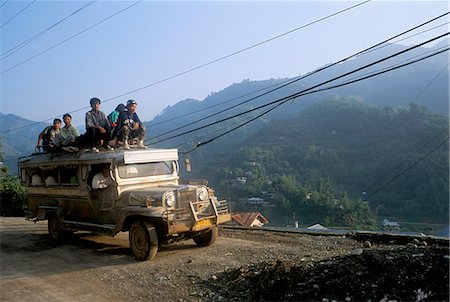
[18,148,231,260]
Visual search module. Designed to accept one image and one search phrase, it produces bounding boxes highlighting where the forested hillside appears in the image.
[0,113,48,172]
[188,100,448,226]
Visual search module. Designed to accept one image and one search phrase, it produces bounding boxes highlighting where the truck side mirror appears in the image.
[185,159,191,172]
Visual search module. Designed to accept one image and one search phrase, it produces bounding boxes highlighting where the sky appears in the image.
[0,0,448,127]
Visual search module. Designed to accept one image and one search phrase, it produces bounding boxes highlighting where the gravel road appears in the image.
[1,217,448,302]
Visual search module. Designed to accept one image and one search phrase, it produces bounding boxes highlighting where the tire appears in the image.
[48,215,62,241]
[129,221,158,261]
[193,226,218,247]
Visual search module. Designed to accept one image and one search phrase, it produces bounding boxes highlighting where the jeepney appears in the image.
[18,148,231,260]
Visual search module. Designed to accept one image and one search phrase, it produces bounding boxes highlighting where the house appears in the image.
[307,223,328,230]
[247,197,266,205]
[382,218,400,227]
[230,212,269,227]
[381,219,400,231]
[236,177,247,184]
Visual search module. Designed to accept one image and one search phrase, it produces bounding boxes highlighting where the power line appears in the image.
[179,103,283,155]
[97,0,373,103]
[147,12,450,139]
[370,126,449,192]
[0,0,35,29]
[176,47,449,153]
[1,0,373,132]
[360,62,449,149]
[5,43,441,164]
[148,33,449,145]
[0,0,98,61]
[4,9,447,138]
[0,0,142,75]
[0,1,9,9]
[147,21,449,130]
[365,135,449,201]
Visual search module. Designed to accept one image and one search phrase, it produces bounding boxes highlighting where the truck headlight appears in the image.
[163,191,176,208]
[197,187,208,201]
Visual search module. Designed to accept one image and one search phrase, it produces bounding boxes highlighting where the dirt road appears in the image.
[1,217,448,301]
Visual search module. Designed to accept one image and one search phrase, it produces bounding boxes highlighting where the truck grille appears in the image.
[175,189,223,221]
[175,190,196,220]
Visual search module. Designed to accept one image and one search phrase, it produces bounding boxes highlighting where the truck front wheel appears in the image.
[129,221,158,261]
[193,226,218,247]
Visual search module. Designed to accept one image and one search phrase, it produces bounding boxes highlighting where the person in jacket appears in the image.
[108,103,126,139]
[114,99,146,149]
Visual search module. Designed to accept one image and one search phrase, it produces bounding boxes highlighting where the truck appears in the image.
[18,148,231,260]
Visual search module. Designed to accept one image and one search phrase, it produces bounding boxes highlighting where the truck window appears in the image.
[30,168,43,186]
[43,168,59,186]
[61,166,79,186]
[117,161,173,179]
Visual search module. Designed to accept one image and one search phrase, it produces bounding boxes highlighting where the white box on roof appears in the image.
[124,149,178,164]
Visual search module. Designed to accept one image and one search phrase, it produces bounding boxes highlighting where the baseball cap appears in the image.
[127,99,137,106]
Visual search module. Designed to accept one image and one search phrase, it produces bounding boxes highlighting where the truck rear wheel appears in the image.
[193,226,218,247]
[129,221,158,261]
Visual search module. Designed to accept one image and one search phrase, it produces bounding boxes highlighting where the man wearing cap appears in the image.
[85,97,113,152]
[114,99,146,149]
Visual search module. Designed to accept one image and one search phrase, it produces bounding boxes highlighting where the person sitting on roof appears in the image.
[36,118,61,152]
[113,99,146,150]
[85,97,113,152]
[54,113,80,148]
[108,103,126,140]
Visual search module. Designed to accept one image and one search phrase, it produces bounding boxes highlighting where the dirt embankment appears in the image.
[1,217,448,302]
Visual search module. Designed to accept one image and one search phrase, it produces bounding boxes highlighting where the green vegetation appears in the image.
[196,100,448,228]
[0,176,26,216]
[0,146,26,216]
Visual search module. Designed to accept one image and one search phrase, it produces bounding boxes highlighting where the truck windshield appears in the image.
[117,161,174,179]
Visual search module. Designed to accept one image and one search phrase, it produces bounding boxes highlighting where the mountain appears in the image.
[147,41,448,144]
[0,113,49,172]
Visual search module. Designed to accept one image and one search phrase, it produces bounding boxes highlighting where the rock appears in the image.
[211,275,218,281]
[363,241,372,248]
[412,253,425,257]
[351,248,364,256]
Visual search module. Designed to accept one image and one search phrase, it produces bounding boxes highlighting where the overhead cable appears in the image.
[179,103,283,154]
[0,0,142,75]
[365,135,449,201]
[1,0,98,61]
[0,0,35,29]
[360,62,449,149]
[148,33,449,145]
[150,20,449,128]
[149,13,450,140]
[4,8,446,135]
[176,47,449,153]
[369,125,449,193]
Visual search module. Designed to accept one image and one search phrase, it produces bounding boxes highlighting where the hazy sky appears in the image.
[1,0,448,126]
